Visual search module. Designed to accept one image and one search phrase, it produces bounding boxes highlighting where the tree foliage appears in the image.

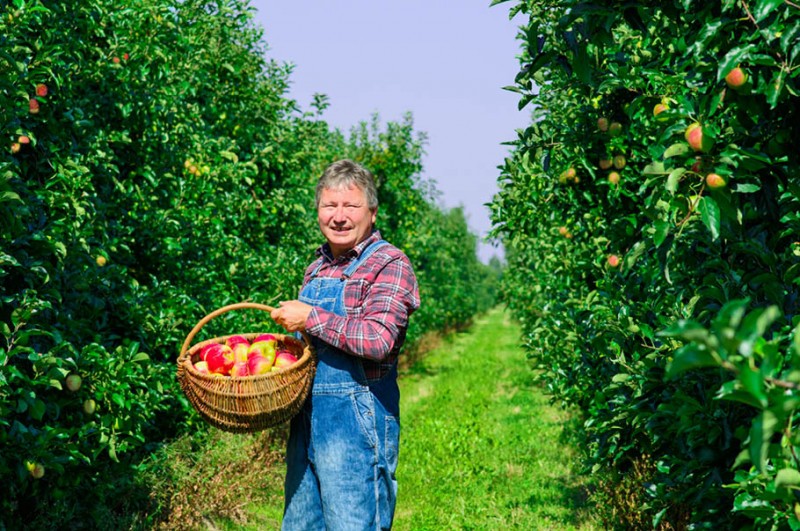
[0,0,497,526]
[492,0,800,527]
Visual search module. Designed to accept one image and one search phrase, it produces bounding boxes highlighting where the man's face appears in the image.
[318,184,377,258]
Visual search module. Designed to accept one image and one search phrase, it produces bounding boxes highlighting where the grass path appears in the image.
[393,306,597,530]
[220,306,597,529]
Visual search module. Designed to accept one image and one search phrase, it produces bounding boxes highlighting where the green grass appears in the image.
[393,307,597,530]
[203,306,598,530]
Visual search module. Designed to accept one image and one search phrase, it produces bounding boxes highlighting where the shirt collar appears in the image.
[317,229,382,263]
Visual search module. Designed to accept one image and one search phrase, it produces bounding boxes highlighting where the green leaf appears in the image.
[653,220,670,247]
[666,167,685,194]
[717,44,757,82]
[739,364,767,408]
[776,468,800,489]
[736,183,761,193]
[749,410,778,473]
[699,196,721,241]
[666,344,719,379]
[643,161,666,175]
[753,0,784,23]
[111,393,125,409]
[663,143,689,159]
[766,69,785,108]
[30,399,46,421]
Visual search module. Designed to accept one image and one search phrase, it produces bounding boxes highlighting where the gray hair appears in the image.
[315,159,379,209]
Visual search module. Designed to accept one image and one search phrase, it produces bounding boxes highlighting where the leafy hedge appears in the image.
[0,0,498,527]
[491,0,800,528]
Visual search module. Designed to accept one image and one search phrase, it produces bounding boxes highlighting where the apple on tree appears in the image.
[26,461,45,479]
[685,123,713,152]
[65,373,82,392]
[83,399,97,415]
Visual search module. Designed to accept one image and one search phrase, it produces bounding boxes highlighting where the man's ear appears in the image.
[370,207,378,225]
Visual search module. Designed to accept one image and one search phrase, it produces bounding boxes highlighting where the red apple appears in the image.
[653,103,668,117]
[231,342,249,363]
[248,340,277,361]
[225,335,249,348]
[36,84,48,97]
[65,373,82,392]
[248,354,274,375]
[26,461,45,479]
[253,333,277,343]
[18,135,30,144]
[200,343,223,361]
[598,158,613,170]
[29,98,39,114]
[685,123,713,152]
[194,360,210,374]
[123,52,130,61]
[272,350,298,371]
[608,171,621,185]
[706,173,726,189]
[230,361,250,378]
[597,117,609,132]
[205,344,235,374]
[10,142,20,154]
[725,67,747,89]
[607,254,620,268]
[558,226,568,236]
[112,56,120,64]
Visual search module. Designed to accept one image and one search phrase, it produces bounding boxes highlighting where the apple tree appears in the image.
[491,0,800,527]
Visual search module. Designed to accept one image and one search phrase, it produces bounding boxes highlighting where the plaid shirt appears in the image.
[303,230,420,380]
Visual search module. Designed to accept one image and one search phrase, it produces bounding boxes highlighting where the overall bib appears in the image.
[282,239,400,531]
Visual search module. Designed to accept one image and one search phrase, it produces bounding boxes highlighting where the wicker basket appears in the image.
[176,302,316,433]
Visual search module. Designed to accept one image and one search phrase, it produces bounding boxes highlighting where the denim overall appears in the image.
[282,239,400,531]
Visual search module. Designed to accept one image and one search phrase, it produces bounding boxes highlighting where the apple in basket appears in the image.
[248,353,274,375]
[249,339,277,359]
[271,350,298,371]
[204,343,235,375]
[226,335,250,363]
[194,360,210,374]
[253,333,277,343]
[230,360,250,377]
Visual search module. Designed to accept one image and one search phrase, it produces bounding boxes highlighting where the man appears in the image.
[270,159,420,530]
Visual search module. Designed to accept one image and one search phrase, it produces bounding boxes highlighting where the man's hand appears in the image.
[270,300,313,332]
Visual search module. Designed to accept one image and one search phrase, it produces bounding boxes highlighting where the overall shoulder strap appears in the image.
[342,239,388,279]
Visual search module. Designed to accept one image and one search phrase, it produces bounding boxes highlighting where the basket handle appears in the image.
[179,302,312,359]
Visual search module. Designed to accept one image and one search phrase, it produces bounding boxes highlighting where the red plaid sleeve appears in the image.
[304,246,420,362]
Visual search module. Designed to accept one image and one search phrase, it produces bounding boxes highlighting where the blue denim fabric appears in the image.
[282,240,401,531]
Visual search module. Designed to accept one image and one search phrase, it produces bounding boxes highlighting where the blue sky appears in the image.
[251,1,528,262]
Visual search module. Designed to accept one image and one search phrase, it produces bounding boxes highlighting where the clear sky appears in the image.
[251,1,528,263]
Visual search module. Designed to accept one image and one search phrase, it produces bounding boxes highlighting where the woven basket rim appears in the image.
[176,302,317,433]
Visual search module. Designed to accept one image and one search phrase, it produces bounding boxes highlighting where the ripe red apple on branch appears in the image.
[685,123,713,152]
[725,66,748,89]
[706,173,726,189]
